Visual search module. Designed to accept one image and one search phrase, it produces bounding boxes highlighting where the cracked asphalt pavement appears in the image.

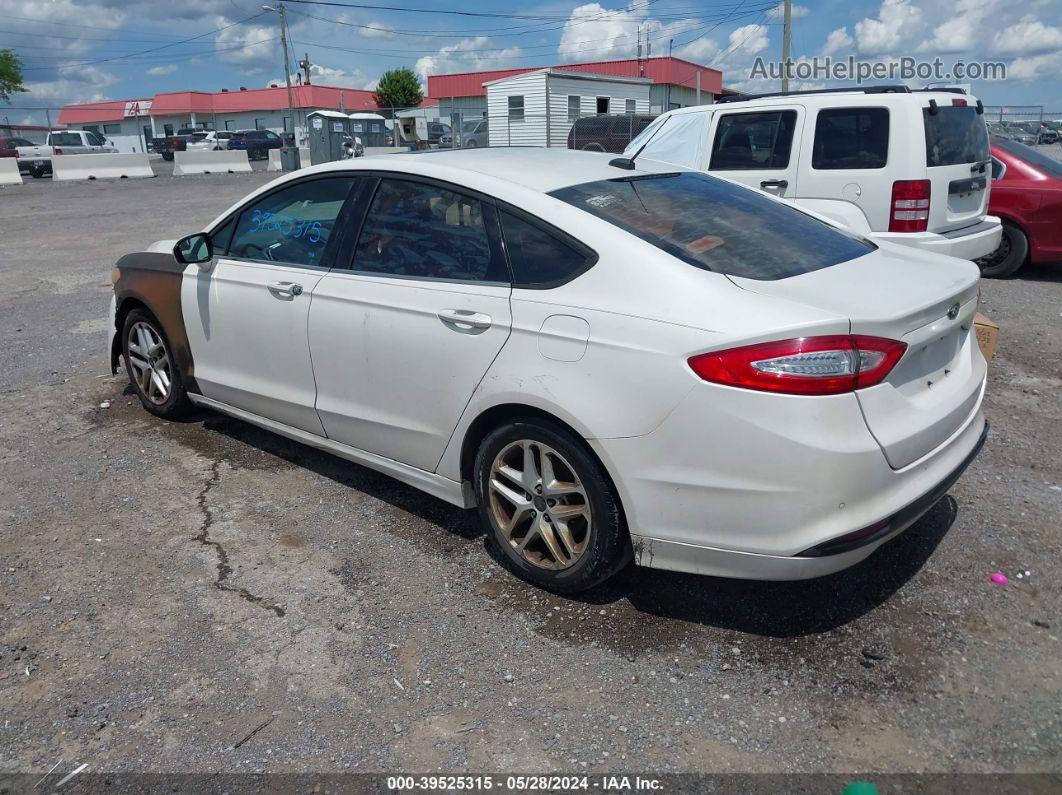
[0,165,1059,780]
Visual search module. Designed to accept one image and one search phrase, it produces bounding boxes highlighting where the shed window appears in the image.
[625,99,636,114]
[596,97,610,115]
[508,95,524,123]
[568,95,580,123]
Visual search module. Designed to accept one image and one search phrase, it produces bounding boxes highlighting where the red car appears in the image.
[0,136,36,172]
[980,135,1062,277]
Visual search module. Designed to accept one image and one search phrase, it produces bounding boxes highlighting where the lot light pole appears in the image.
[263,3,297,147]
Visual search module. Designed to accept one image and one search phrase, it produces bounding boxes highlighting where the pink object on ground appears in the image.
[990,572,1009,586]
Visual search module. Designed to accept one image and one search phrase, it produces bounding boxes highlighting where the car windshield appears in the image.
[995,138,1062,177]
[923,106,989,166]
[550,172,874,281]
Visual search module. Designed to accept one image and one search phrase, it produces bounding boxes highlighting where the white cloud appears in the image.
[214,19,277,72]
[766,2,810,20]
[147,64,178,76]
[0,0,125,57]
[414,37,523,82]
[716,23,770,63]
[918,0,997,53]
[822,26,854,55]
[993,15,1062,54]
[675,36,719,63]
[1006,50,1062,81]
[557,3,701,62]
[854,0,923,54]
[267,63,371,90]
[358,21,395,39]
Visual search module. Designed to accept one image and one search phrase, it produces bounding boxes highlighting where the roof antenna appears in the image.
[609,130,653,170]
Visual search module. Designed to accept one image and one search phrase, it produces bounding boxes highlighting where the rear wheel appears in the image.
[978,221,1028,278]
[474,419,629,593]
[121,308,192,419]
[582,143,605,152]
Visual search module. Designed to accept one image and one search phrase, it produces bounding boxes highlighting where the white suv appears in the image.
[625,86,1001,261]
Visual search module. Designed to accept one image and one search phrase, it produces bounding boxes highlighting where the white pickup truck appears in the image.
[16,130,118,178]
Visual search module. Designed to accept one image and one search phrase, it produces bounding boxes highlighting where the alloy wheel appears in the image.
[127,321,172,405]
[487,440,592,570]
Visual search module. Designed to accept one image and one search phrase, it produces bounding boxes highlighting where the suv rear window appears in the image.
[813,107,889,169]
[923,106,989,167]
[550,172,873,281]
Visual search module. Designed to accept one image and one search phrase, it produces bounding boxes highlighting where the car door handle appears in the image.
[760,179,788,190]
[267,281,303,297]
[438,309,491,330]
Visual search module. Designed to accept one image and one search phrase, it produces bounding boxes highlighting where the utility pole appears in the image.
[299,52,312,85]
[263,3,297,145]
[781,0,792,93]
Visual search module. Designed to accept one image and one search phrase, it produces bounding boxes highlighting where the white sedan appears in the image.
[107,148,988,592]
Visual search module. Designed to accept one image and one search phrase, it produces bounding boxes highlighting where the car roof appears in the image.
[661,89,979,117]
[337,147,686,193]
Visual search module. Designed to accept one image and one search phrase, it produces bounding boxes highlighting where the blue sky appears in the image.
[3,0,1061,125]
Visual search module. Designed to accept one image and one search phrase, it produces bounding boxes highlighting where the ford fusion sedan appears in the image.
[108,149,988,593]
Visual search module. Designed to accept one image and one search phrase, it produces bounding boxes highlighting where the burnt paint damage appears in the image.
[111,250,200,394]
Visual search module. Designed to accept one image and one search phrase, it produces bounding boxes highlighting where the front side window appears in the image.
[568,95,581,123]
[227,177,356,267]
[352,179,504,282]
[500,211,594,287]
[709,110,797,170]
[508,95,525,123]
[812,107,889,169]
[551,172,873,281]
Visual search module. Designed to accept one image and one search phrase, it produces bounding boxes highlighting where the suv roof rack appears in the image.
[913,87,968,95]
[716,85,911,104]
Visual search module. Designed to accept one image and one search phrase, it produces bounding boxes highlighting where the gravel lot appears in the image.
[0,161,1059,785]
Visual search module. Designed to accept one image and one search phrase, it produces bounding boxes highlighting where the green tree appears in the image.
[372,67,423,111]
[0,49,26,103]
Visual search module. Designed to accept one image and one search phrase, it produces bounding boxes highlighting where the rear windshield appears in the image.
[994,137,1062,177]
[923,106,989,167]
[50,133,83,146]
[550,172,874,281]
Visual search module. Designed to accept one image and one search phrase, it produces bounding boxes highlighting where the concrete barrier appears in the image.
[52,153,154,181]
[268,149,282,171]
[173,149,251,176]
[299,147,310,166]
[0,158,22,186]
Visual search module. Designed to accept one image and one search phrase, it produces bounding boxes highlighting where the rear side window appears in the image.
[499,211,594,287]
[550,172,873,281]
[710,111,796,170]
[813,107,889,169]
[923,106,989,167]
[227,177,356,267]
[993,137,1062,177]
[352,179,506,282]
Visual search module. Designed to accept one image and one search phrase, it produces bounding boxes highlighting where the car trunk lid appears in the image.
[922,101,991,234]
[729,247,985,468]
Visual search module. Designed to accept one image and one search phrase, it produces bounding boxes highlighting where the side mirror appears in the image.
[174,233,213,269]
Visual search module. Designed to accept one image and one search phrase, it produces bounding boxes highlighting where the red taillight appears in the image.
[889,179,930,233]
[54,147,63,155]
[952,98,967,107]
[687,335,908,396]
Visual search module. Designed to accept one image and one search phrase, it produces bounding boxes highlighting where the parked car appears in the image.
[977,135,1062,277]
[227,129,283,161]
[625,86,1001,261]
[108,148,987,593]
[15,129,117,177]
[426,121,450,145]
[999,122,1037,146]
[185,130,234,152]
[0,136,36,174]
[567,114,656,153]
[151,133,193,161]
[441,118,488,149]
[986,121,1009,139]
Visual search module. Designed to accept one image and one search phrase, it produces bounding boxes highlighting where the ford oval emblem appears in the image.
[947,302,960,320]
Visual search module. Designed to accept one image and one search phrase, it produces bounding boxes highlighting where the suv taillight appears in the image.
[688,336,908,396]
[54,147,62,155]
[889,179,931,233]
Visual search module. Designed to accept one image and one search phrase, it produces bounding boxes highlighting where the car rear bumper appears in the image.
[591,374,988,581]
[868,216,1002,261]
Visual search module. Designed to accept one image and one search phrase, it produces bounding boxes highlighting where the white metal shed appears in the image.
[484,69,651,148]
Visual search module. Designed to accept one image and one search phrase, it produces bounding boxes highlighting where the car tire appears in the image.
[978,222,1028,278]
[162,153,174,161]
[464,140,478,148]
[474,418,630,593]
[121,308,192,420]
[30,167,46,178]
[582,143,605,152]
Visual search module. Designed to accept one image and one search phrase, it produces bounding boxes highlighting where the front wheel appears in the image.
[474,419,629,593]
[978,222,1028,278]
[121,308,192,419]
